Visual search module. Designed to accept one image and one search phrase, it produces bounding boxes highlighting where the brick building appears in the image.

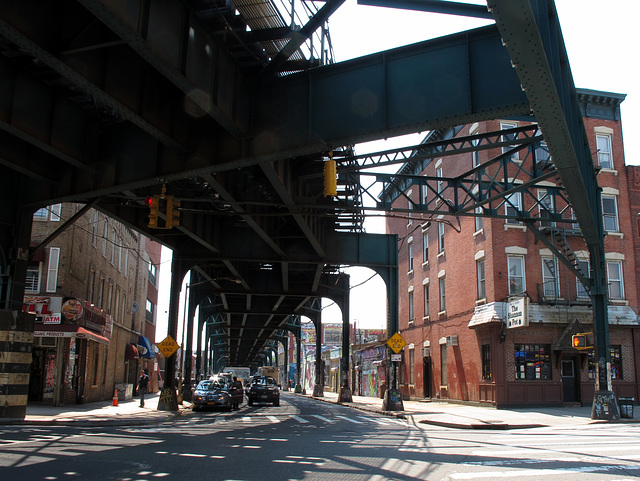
[26,203,162,405]
[384,89,640,407]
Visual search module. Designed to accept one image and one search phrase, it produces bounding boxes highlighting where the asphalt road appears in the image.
[2,393,640,480]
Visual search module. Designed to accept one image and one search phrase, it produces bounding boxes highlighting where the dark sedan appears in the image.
[192,380,234,411]
[247,376,280,406]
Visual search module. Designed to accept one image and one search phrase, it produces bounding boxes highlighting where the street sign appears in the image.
[391,353,402,362]
[157,335,179,358]
[386,332,407,353]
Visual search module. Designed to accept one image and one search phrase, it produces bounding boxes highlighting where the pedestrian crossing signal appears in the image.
[571,333,591,350]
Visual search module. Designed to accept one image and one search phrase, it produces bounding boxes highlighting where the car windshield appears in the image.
[196,380,225,391]
[252,376,277,386]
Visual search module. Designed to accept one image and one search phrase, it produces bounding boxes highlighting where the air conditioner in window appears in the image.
[446,335,459,347]
[421,347,431,357]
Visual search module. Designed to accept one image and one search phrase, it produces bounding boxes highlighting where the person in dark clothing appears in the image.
[138,370,150,407]
[230,376,243,410]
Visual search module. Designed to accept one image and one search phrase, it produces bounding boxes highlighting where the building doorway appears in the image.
[561,357,580,403]
[423,356,432,398]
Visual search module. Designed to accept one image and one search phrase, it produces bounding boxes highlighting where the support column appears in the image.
[195,310,205,383]
[312,311,324,397]
[335,274,352,403]
[157,257,186,411]
[182,275,198,401]
[296,329,302,393]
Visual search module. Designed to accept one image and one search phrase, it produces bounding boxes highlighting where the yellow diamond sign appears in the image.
[386,332,407,354]
[157,335,180,358]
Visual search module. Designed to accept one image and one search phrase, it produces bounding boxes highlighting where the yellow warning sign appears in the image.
[386,332,407,354]
[157,335,180,358]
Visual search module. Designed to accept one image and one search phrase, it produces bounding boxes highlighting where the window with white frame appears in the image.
[537,189,555,227]
[501,122,519,160]
[607,261,624,300]
[436,165,444,195]
[576,259,590,298]
[50,204,61,221]
[438,222,445,253]
[408,240,414,272]
[470,126,480,168]
[110,229,116,264]
[409,347,415,384]
[423,283,429,319]
[477,258,486,300]
[508,255,525,295]
[407,192,413,225]
[408,289,414,322]
[505,191,523,224]
[541,257,559,298]
[422,230,429,263]
[26,266,41,293]
[33,203,61,221]
[439,276,446,312]
[596,133,613,169]
[92,211,99,247]
[475,205,483,232]
[602,195,619,232]
[421,183,428,205]
[46,247,60,293]
[102,221,108,257]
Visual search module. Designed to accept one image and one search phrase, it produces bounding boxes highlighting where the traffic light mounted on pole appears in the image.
[166,196,181,228]
[572,332,593,350]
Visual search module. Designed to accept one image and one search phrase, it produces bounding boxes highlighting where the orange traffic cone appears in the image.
[112,389,119,406]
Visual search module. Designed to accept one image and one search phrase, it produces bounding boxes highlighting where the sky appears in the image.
[157,0,640,341]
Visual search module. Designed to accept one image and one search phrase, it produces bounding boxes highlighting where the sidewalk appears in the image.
[3,390,637,429]
[294,391,638,429]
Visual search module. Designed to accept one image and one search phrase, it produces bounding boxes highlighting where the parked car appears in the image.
[192,379,238,411]
[247,375,280,406]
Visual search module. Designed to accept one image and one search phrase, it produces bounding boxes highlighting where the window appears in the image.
[408,241,414,272]
[421,183,428,206]
[423,283,430,319]
[477,259,486,300]
[440,344,448,386]
[472,137,480,168]
[110,229,116,264]
[97,277,105,308]
[596,134,613,169]
[92,211,99,247]
[149,262,158,285]
[33,204,61,221]
[481,344,492,381]
[607,261,624,299]
[102,221,108,257]
[438,222,445,253]
[46,247,60,293]
[436,165,444,195]
[408,290,414,322]
[501,122,519,160]
[588,346,622,380]
[422,230,429,263]
[409,348,415,385]
[514,344,552,380]
[542,257,559,298]
[505,191,523,224]
[50,204,61,221]
[124,248,129,277]
[602,195,619,232]
[475,206,483,232]
[407,197,413,225]
[439,276,446,312]
[508,256,525,295]
[576,259,590,298]
[537,189,555,227]
[146,299,155,322]
[26,266,41,293]
[88,270,96,304]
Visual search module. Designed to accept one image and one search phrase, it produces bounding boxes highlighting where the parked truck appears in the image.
[222,366,251,383]
[258,366,279,380]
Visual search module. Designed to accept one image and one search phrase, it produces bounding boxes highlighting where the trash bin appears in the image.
[619,397,634,418]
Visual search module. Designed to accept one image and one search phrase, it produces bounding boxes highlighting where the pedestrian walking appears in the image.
[138,369,149,407]
[230,376,243,410]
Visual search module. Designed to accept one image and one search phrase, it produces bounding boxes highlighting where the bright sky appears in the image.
[158,0,640,340]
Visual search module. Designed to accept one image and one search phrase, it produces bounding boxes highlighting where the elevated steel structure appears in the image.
[0,0,617,419]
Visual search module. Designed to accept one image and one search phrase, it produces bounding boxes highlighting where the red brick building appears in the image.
[385,89,640,407]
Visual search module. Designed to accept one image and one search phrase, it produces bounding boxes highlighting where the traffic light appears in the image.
[323,154,337,197]
[166,196,180,228]
[146,195,160,228]
[572,333,590,350]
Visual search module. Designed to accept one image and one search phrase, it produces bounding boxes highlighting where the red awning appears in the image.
[125,343,139,360]
[33,324,110,344]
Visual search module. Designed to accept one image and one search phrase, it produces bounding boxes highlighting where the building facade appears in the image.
[26,203,161,405]
[385,89,640,407]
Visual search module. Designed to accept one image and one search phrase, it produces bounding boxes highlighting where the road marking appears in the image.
[291,415,309,423]
[267,416,279,423]
[311,415,334,423]
[449,464,640,479]
[358,416,390,425]
[336,415,362,423]
[242,416,251,423]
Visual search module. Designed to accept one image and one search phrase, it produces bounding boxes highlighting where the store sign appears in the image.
[507,297,528,329]
[391,353,402,362]
[43,314,61,325]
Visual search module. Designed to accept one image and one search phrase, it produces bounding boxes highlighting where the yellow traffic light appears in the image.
[146,195,160,228]
[323,154,337,197]
[166,196,180,228]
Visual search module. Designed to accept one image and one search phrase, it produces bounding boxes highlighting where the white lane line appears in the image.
[358,416,391,425]
[291,415,309,423]
[242,416,252,423]
[311,415,334,423]
[336,415,362,423]
[267,415,280,423]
